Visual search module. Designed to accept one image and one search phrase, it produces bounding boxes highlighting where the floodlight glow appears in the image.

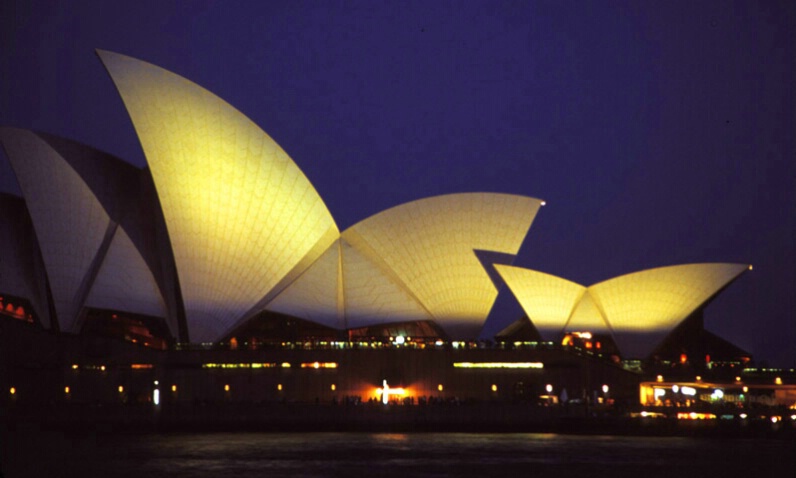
[654,388,665,400]
[680,386,696,396]
[394,336,405,345]
[672,385,679,393]
[153,389,160,405]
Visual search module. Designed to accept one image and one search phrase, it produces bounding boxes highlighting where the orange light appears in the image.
[775,377,782,385]
[585,341,592,349]
[656,375,663,383]
[131,363,153,370]
[680,354,687,364]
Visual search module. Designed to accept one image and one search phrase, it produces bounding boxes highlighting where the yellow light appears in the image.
[748,265,753,271]
[71,364,78,370]
[696,375,702,381]
[656,375,663,383]
[453,362,544,369]
[118,386,124,393]
[331,384,336,391]
[10,387,16,395]
[438,384,443,392]
[224,384,230,392]
[491,384,498,392]
[277,384,283,391]
[281,362,291,368]
[742,386,748,393]
[100,365,106,372]
[64,386,70,394]
[775,377,782,385]
[171,385,177,392]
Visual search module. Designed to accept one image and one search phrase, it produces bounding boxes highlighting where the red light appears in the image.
[680,354,687,364]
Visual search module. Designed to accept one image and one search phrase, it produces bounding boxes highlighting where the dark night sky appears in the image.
[1,1,794,366]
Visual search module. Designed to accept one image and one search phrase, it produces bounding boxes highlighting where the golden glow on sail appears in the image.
[98,50,338,342]
[494,265,584,339]
[342,193,542,338]
[588,263,749,332]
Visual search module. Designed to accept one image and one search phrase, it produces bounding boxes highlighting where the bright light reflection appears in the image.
[153,389,160,405]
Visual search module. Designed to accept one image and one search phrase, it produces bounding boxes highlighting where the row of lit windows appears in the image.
[655,374,784,385]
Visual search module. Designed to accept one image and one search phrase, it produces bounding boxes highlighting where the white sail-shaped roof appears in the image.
[265,240,344,329]
[342,193,542,339]
[498,263,749,358]
[493,265,585,340]
[1,128,112,332]
[588,263,749,358]
[98,50,339,342]
[0,128,172,333]
[85,226,168,321]
[564,291,612,336]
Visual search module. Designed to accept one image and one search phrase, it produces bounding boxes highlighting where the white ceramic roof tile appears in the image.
[494,265,584,340]
[0,128,111,332]
[98,50,339,342]
[343,193,541,338]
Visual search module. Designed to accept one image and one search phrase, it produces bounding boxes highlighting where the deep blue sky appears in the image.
[1,1,794,365]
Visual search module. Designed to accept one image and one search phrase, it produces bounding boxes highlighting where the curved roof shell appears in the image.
[496,263,749,358]
[267,193,543,339]
[98,50,339,342]
[0,128,172,334]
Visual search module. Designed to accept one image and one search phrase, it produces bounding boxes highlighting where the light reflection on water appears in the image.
[2,430,794,477]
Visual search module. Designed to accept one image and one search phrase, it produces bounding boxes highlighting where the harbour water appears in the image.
[2,430,794,477]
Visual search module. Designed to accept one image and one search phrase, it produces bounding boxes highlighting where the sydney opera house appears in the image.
[1,51,793,412]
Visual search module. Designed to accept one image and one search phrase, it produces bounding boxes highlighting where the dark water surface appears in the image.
[2,428,794,477]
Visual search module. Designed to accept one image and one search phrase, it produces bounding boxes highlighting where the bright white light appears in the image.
[153,389,160,405]
[712,389,724,400]
[394,336,405,345]
[602,384,609,394]
[681,386,696,396]
[740,413,748,419]
[672,385,679,393]
[382,380,389,405]
[654,388,665,400]
[545,384,553,393]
